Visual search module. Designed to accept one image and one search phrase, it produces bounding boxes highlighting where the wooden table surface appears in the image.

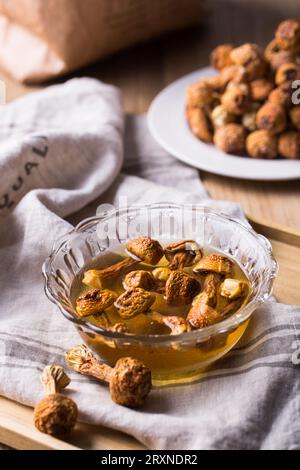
[1,0,300,229]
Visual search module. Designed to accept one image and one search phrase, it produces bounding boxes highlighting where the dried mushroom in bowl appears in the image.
[73,236,250,337]
[186,19,300,159]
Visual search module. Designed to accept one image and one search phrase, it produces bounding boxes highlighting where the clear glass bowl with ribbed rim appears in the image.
[42,203,278,385]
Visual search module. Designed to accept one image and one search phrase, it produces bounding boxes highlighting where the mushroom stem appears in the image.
[85,257,138,283]
[196,272,222,308]
[66,345,152,408]
[66,344,113,382]
[41,365,71,395]
[221,297,244,316]
[187,273,222,329]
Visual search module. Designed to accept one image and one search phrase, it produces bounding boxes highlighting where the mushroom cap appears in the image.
[221,83,251,115]
[186,79,215,107]
[165,271,200,305]
[186,106,213,143]
[76,289,117,317]
[256,102,287,135]
[164,240,203,265]
[213,123,246,154]
[33,394,78,437]
[278,131,300,159]
[275,62,300,86]
[211,104,236,128]
[275,19,300,51]
[193,253,234,276]
[187,303,222,330]
[210,44,234,70]
[115,287,156,319]
[110,357,152,408]
[123,270,157,291]
[265,39,295,70]
[246,130,278,159]
[126,237,164,265]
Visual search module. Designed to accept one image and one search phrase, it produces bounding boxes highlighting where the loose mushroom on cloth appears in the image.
[0,78,299,450]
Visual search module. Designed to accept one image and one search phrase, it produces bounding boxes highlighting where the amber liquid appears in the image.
[71,245,250,385]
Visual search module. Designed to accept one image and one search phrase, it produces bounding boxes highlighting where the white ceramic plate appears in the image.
[147,67,300,181]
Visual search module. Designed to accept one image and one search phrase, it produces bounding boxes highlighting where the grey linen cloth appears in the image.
[0,78,299,450]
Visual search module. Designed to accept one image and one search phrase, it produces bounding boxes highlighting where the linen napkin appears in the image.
[0,78,299,450]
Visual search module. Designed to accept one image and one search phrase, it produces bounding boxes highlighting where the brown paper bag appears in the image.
[0,0,201,83]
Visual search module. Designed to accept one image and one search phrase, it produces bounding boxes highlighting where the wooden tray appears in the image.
[1,216,300,450]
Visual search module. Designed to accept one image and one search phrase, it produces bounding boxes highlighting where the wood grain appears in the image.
[0,396,144,450]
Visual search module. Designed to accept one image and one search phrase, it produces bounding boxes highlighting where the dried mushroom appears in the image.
[149,311,188,335]
[220,278,248,299]
[221,297,245,317]
[250,79,273,102]
[66,345,152,408]
[115,287,155,318]
[193,272,222,308]
[123,270,157,291]
[83,257,138,286]
[210,44,234,70]
[76,289,116,317]
[265,39,295,70]
[211,105,236,128]
[221,83,251,115]
[256,102,286,135]
[126,236,164,265]
[242,110,257,132]
[187,303,222,330]
[246,130,278,159]
[165,271,200,305]
[230,43,267,79]
[275,19,300,51]
[213,123,246,154]
[219,65,248,88]
[187,272,222,330]
[186,80,215,108]
[275,63,300,85]
[289,107,300,130]
[186,106,213,143]
[268,83,292,108]
[33,365,78,437]
[164,240,203,270]
[278,131,300,159]
[193,253,234,277]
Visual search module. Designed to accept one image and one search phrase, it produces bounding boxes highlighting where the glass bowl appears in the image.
[43,203,278,385]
